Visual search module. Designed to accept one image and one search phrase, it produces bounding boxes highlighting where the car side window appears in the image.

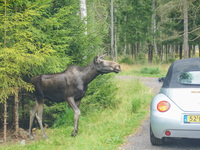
[179,71,200,85]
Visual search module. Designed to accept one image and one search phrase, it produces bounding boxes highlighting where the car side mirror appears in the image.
[158,77,165,83]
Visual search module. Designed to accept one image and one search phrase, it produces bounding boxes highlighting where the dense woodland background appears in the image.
[0,0,200,143]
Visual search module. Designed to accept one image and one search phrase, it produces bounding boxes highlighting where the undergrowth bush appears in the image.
[119,56,134,64]
[140,67,160,75]
[132,97,141,113]
[81,74,118,112]
[53,105,74,128]
[131,79,148,113]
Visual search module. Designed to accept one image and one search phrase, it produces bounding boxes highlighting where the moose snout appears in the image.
[114,64,121,73]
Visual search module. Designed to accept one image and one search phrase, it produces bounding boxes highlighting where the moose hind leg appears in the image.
[35,102,48,139]
[29,104,37,140]
[67,97,81,137]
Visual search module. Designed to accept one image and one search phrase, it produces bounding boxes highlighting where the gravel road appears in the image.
[117,76,200,150]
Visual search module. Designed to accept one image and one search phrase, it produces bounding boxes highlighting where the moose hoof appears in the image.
[71,130,78,137]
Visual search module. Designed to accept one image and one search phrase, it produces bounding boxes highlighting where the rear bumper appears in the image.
[165,130,200,139]
[151,111,200,139]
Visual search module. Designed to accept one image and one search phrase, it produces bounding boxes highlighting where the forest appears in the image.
[0,0,200,144]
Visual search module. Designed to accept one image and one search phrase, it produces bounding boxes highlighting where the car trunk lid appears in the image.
[161,88,200,112]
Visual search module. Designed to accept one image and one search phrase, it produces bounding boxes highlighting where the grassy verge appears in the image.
[119,63,169,77]
[0,77,154,150]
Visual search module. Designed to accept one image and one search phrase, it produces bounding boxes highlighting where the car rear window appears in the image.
[178,71,200,85]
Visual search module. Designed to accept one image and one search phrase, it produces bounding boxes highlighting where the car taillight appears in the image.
[157,101,170,112]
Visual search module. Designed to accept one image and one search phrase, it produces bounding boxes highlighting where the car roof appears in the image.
[162,57,200,88]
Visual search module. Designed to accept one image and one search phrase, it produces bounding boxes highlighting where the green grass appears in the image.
[139,67,161,75]
[118,63,169,77]
[0,78,153,150]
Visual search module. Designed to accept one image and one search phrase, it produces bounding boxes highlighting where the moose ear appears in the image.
[99,54,106,60]
[94,56,99,64]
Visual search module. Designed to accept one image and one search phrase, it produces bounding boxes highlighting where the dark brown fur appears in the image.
[29,55,121,139]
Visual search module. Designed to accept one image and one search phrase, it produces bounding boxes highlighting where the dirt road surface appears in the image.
[117,76,200,150]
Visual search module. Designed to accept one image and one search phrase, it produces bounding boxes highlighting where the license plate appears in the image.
[184,115,200,123]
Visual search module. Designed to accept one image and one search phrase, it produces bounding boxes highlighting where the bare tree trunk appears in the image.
[180,43,183,59]
[162,45,165,61]
[14,87,19,134]
[114,27,118,62]
[114,8,118,62]
[110,0,114,60]
[148,44,153,63]
[124,38,127,56]
[183,0,188,58]
[134,43,137,64]
[124,15,127,56]
[80,0,87,35]
[189,45,192,58]
[152,0,157,56]
[192,45,195,57]
[4,0,6,48]
[169,44,172,58]
[4,100,7,143]
[128,44,131,56]
[3,0,7,144]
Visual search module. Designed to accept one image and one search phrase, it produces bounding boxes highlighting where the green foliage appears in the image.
[0,0,109,104]
[140,67,161,75]
[116,0,152,52]
[119,56,135,64]
[81,74,118,112]
[51,104,74,128]
[132,97,142,113]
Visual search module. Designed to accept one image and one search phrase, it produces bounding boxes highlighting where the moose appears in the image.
[29,55,121,140]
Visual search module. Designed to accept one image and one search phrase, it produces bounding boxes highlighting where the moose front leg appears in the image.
[67,97,81,137]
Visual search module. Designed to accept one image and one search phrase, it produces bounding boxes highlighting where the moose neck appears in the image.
[81,61,100,85]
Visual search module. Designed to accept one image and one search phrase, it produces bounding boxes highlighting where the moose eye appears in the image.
[99,60,104,64]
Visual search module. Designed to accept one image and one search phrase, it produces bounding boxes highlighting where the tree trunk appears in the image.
[124,38,127,56]
[3,0,7,143]
[189,45,192,58]
[148,44,153,63]
[114,8,118,62]
[4,100,7,143]
[80,0,87,35]
[183,0,188,58]
[162,45,165,61]
[180,43,183,59]
[165,45,168,61]
[157,43,162,61]
[152,0,157,56]
[134,43,137,64]
[14,87,19,134]
[110,0,114,60]
[192,45,195,57]
[128,44,131,56]
[124,15,127,56]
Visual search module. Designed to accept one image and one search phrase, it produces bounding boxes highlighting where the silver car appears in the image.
[150,58,200,145]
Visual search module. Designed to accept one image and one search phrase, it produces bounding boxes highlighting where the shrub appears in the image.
[81,74,118,112]
[53,105,74,128]
[132,97,141,113]
[119,56,134,64]
[140,67,160,75]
